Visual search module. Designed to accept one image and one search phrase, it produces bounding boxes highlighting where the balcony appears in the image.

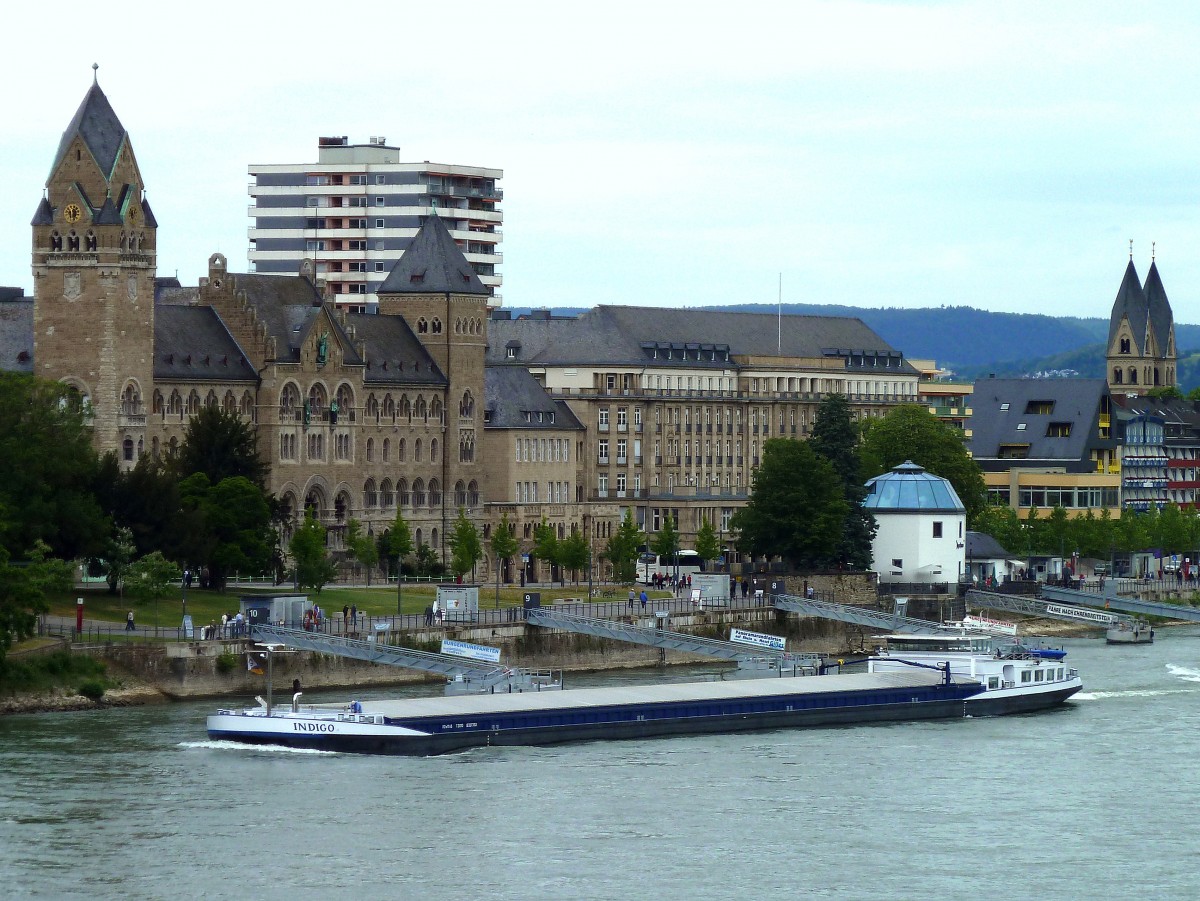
[617,423,628,432]
[598,456,610,466]
[597,422,609,432]
[616,456,627,465]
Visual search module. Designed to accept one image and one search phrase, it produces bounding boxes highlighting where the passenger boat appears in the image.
[207,638,1081,754]
[868,632,1082,716]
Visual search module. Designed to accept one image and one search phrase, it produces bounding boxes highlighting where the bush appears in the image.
[215,652,238,675]
[77,679,106,700]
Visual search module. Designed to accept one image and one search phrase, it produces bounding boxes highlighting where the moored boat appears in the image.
[868,632,1082,716]
[1106,620,1154,645]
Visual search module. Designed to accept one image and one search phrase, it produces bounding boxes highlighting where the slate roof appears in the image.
[1108,260,1146,354]
[51,80,127,179]
[967,377,1115,471]
[864,461,965,513]
[154,306,257,381]
[487,305,910,370]
[484,366,584,430]
[377,213,490,296]
[345,312,446,386]
[0,299,34,373]
[965,531,1011,560]
[1143,261,1174,353]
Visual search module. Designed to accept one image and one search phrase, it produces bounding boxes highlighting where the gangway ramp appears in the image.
[1039,586,1200,623]
[525,608,817,669]
[251,624,520,689]
[772,594,964,635]
[965,589,1127,628]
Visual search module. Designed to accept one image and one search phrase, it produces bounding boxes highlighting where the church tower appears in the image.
[376,213,488,513]
[1106,251,1176,392]
[31,69,158,467]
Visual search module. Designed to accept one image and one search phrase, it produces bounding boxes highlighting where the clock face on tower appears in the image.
[64,203,81,224]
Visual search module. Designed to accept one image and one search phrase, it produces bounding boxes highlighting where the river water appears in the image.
[1,628,1198,900]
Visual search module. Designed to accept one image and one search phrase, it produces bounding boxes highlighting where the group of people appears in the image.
[423,601,445,626]
[647,572,692,592]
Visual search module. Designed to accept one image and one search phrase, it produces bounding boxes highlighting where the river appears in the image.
[1,627,1198,900]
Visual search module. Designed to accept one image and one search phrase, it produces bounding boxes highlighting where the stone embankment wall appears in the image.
[5,573,896,712]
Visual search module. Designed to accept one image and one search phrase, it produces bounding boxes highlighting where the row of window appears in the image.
[362,478,480,510]
[515,482,573,504]
[987,487,1122,508]
[516,437,571,464]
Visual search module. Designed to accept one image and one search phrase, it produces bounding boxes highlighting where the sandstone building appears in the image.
[1,77,923,578]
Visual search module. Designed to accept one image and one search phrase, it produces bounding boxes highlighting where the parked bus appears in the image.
[637,550,705,585]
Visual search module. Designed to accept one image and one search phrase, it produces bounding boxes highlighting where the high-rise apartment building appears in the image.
[248,137,502,312]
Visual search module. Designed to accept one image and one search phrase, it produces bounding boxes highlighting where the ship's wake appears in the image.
[178,740,337,755]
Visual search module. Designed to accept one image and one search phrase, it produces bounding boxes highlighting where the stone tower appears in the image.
[1106,255,1176,392]
[31,71,158,467]
[376,213,488,518]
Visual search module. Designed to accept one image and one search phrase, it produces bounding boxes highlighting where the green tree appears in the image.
[414,543,442,577]
[695,517,721,567]
[174,405,269,488]
[532,518,560,583]
[102,526,137,596]
[731,439,848,569]
[860,404,988,526]
[123,552,183,624]
[973,504,1023,556]
[345,518,379,586]
[603,508,644,583]
[559,526,590,584]
[810,393,877,569]
[385,510,414,613]
[1146,386,1183,400]
[0,538,72,671]
[104,454,192,562]
[448,508,483,581]
[289,509,337,593]
[179,474,274,591]
[0,373,108,561]
[490,511,520,605]
[650,513,681,561]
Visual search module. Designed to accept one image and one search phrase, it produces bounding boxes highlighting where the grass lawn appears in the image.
[45,581,654,627]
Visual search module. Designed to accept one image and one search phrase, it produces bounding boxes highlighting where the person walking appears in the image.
[640,590,648,611]
[125,610,135,631]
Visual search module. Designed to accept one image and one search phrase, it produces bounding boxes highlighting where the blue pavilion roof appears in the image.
[863,460,965,513]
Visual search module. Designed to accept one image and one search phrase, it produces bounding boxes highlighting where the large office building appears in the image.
[248,136,502,312]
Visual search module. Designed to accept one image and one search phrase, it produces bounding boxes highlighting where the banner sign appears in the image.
[1045,604,1117,625]
[729,628,786,651]
[962,614,1018,636]
[441,639,502,664]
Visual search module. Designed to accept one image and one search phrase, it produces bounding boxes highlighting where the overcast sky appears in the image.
[3,1,1199,320]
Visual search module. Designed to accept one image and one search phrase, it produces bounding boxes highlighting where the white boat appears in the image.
[868,632,1082,715]
[1106,620,1154,645]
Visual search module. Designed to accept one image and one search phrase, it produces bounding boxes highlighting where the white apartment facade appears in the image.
[248,137,502,312]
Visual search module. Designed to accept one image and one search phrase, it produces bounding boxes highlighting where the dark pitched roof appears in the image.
[140,194,158,228]
[1108,259,1146,354]
[345,313,446,386]
[30,197,53,227]
[967,378,1115,469]
[154,306,258,381]
[377,213,490,295]
[51,81,127,179]
[484,366,584,430]
[1143,261,1174,354]
[487,305,910,369]
[0,299,34,373]
[966,531,1011,560]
